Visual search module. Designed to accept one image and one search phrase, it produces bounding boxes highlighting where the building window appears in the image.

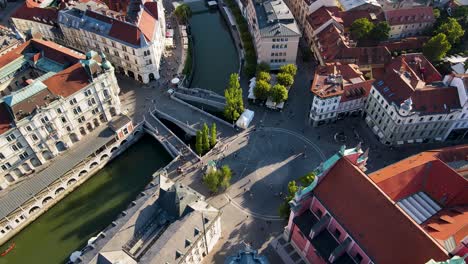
[31,134,38,141]
[333,228,341,240]
[314,208,323,217]
[354,253,363,263]
[103,89,109,98]
[146,59,152,65]
[56,108,62,114]
[69,98,77,105]
[104,47,109,53]
[0,153,4,159]
[77,116,85,123]
[124,55,129,60]
[122,46,127,52]
[61,117,67,124]
[87,98,96,106]
[73,107,82,115]
[26,126,32,132]
[19,152,28,160]
[6,134,16,142]
[40,116,49,124]
[114,50,119,57]
[84,90,92,97]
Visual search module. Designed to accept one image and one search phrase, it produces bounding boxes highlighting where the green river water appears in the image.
[0,134,172,264]
[188,1,239,94]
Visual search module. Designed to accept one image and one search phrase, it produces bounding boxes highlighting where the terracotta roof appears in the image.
[30,39,85,65]
[316,24,349,61]
[423,207,468,244]
[43,63,91,97]
[0,41,29,69]
[339,9,385,28]
[378,37,429,52]
[101,0,130,13]
[370,147,468,207]
[336,46,391,66]
[314,157,449,263]
[144,2,158,19]
[0,103,13,135]
[11,4,58,25]
[340,79,373,102]
[138,9,156,41]
[385,7,435,26]
[306,6,342,31]
[11,88,56,121]
[108,19,141,46]
[310,63,365,98]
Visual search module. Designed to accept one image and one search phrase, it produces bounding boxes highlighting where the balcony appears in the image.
[293,211,355,264]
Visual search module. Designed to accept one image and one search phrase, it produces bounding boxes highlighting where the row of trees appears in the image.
[253,64,297,104]
[174,4,192,24]
[224,0,257,76]
[350,18,390,43]
[203,165,232,193]
[278,172,316,219]
[423,15,465,61]
[224,73,245,122]
[195,123,217,156]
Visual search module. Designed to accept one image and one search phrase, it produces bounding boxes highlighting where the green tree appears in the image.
[224,73,244,122]
[278,201,290,219]
[174,4,192,24]
[423,33,451,61]
[256,62,270,73]
[253,79,271,100]
[436,18,465,44]
[210,123,217,147]
[370,22,390,41]
[350,18,374,40]
[270,84,288,104]
[287,180,298,200]
[256,71,271,82]
[219,165,232,189]
[202,123,210,152]
[433,8,441,19]
[299,172,316,186]
[279,64,297,76]
[195,130,203,155]
[203,171,219,193]
[277,72,294,87]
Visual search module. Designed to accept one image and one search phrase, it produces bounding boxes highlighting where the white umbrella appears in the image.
[69,251,82,262]
[171,78,180,84]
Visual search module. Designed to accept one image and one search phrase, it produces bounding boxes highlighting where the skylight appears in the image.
[397,192,441,224]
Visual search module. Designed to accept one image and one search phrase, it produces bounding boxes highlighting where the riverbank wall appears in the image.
[0,125,147,246]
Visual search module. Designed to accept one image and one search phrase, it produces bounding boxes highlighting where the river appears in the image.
[188,1,239,95]
[0,134,172,264]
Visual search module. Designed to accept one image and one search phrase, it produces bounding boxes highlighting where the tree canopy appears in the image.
[279,64,297,76]
[256,71,271,82]
[436,18,465,44]
[203,165,233,193]
[350,18,374,40]
[423,33,451,61]
[253,79,271,100]
[270,84,288,104]
[256,62,270,73]
[224,73,244,122]
[174,4,192,24]
[370,22,390,41]
[277,72,294,87]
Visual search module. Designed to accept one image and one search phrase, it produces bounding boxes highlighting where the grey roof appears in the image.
[224,244,270,264]
[109,115,131,132]
[0,126,115,219]
[140,210,218,264]
[254,0,300,38]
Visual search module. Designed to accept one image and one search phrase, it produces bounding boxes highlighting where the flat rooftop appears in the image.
[253,0,300,38]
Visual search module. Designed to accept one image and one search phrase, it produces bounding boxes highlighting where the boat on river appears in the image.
[1,242,15,256]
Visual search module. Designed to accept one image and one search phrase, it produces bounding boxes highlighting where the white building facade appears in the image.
[57,1,166,83]
[0,39,121,190]
[245,0,301,69]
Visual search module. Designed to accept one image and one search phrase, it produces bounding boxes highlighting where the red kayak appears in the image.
[1,243,15,257]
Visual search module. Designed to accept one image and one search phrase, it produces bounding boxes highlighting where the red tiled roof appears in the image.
[0,103,13,135]
[423,207,468,244]
[317,24,349,61]
[30,39,85,64]
[43,63,91,97]
[370,146,468,207]
[310,63,365,98]
[108,19,141,46]
[138,10,156,41]
[314,157,449,263]
[101,0,130,13]
[0,41,29,69]
[306,6,342,30]
[411,86,461,113]
[336,46,391,66]
[339,10,385,28]
[385,7,435,26]
[11,3,58,25]
[144,2,158,19]
[378,37,429,52]
[340,79,373,102]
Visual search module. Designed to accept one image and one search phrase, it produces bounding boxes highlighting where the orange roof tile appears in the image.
[385,7,435,26]
[423,207,468,243]
[43,63,91,97]
[314,157,449,263]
